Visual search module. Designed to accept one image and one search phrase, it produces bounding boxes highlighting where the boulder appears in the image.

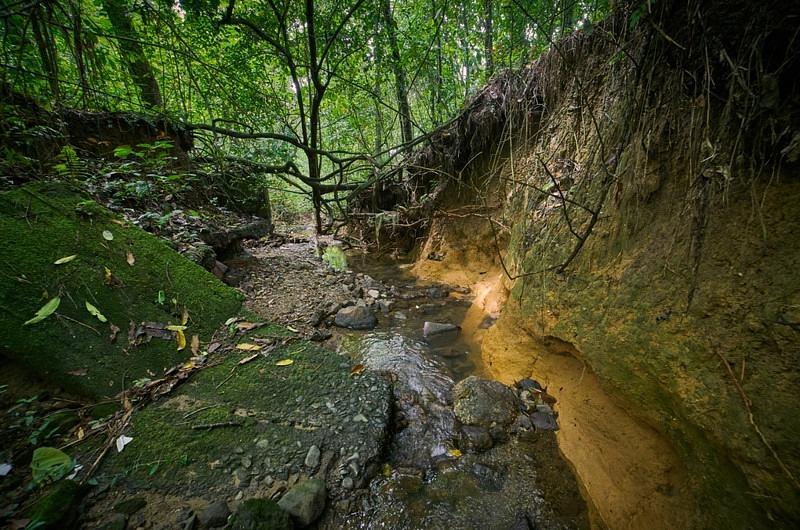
[334,305,376,330]
[453,376,519,429]
[277,478,327,527]
[228,498,291,530]
[459,425,493,452]
[198,501,230,528]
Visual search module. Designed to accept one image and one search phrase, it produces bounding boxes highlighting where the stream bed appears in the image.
[324,253,590,530]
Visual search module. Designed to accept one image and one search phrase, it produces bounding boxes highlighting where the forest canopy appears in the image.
[1,0,609,230]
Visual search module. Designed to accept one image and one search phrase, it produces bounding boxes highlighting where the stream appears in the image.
[327,253,590,530]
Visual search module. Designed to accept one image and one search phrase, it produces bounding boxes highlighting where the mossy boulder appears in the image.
[0,183,242,398]
[229,498,291,530]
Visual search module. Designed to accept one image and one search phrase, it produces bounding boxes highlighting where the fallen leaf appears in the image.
[176,329,187,351]
[67,369,87,376]
[85,301,107,322]
[447,448,462,458]
[287,326,299,333]
[166,324,187,331]
[23,297,60,326]
[225,316,241,326]
[236,343,262,351]
[111,219,125,226]
[208,342,221,354]
[126,250,135,266]
[239,353,260,365]
[104,266,112,285]
[77,428,85,441]
[115,435,133,453]
[381,463,392,477]
[54,255,77,265]
[190,334,200,355]
[109,323,120,342]
[181,307,189,325]
[236,321,263,332]
[102,230,114,241]
[275,359,294,366]
[350,364,366,376]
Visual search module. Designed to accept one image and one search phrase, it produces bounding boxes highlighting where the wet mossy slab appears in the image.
[100,337,391,500]
[0,183,242,398]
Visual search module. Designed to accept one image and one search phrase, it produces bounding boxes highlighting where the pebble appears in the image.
[342,476,354,489]
[305,445,321,470]
[353,413,368,423]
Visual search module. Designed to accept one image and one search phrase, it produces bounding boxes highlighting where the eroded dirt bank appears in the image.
[378,1,800,527]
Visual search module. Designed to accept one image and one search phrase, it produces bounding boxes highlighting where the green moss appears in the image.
[0,183,242,398]
[24,479,88,529]
[229,498,291,530]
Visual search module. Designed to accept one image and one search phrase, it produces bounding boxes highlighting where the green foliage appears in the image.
[30,447,74,486]
[322,245,348,271]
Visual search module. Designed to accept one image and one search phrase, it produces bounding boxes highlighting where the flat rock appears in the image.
[453,376,519,429]
[334,305,377,330]
[277,478,327,527]
[304,445,321,470]
[423,321,460,338]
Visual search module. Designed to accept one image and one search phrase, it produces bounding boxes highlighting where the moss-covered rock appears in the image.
[0,183,242,398]
[24,479,89,529]
[229,498,291,530]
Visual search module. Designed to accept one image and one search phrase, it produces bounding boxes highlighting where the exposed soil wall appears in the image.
[402,0,800,527]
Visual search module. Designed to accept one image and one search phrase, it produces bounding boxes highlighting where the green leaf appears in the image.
[156,290,165,305]
[102,230,114,241]
[24,297,60,326]
[54,255,77,265]
[85,301,107,323]
[30,447,74,485]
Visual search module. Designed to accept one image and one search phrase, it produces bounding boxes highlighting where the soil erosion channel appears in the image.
[341,249,696,530]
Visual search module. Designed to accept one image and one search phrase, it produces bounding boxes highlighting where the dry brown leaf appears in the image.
[126,250,135,266]
[350,364,366,376]
[236,321,263,332]
[208,342,221,354]
[190,334,200,355]
[109,323,120,342]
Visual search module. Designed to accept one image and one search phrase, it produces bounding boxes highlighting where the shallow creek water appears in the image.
[331,253,589,530]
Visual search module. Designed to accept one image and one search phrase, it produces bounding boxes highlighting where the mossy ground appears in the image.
[0,182,242,398]
[89,327,391,507]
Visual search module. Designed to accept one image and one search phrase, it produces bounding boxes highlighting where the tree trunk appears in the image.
[380,0,413,147]
[100,0,162,108]
[484,0,493,77]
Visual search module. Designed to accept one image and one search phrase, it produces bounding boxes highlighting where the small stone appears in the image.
[305,445,321,470]
[367,289,380,298]
[453,376,519,429]
[233,468,251,489]
[198,501,231,528]
[235,491,244,501]
[241,456,252,469]
[256,439,270,449]
[459,425,493,453]
[341,476,354,489]
[277,478,327,527]
[352,413,368,423]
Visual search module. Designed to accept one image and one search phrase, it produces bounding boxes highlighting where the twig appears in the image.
[57,313,100,335]
[190,421,242,431]
[183,404,220,419]
[715,347,799,489]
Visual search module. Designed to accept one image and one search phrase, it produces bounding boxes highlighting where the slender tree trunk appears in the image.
[101,0,162,108]
[30,8,60,101]
[483,0,493,77]
[380,0,413,147]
